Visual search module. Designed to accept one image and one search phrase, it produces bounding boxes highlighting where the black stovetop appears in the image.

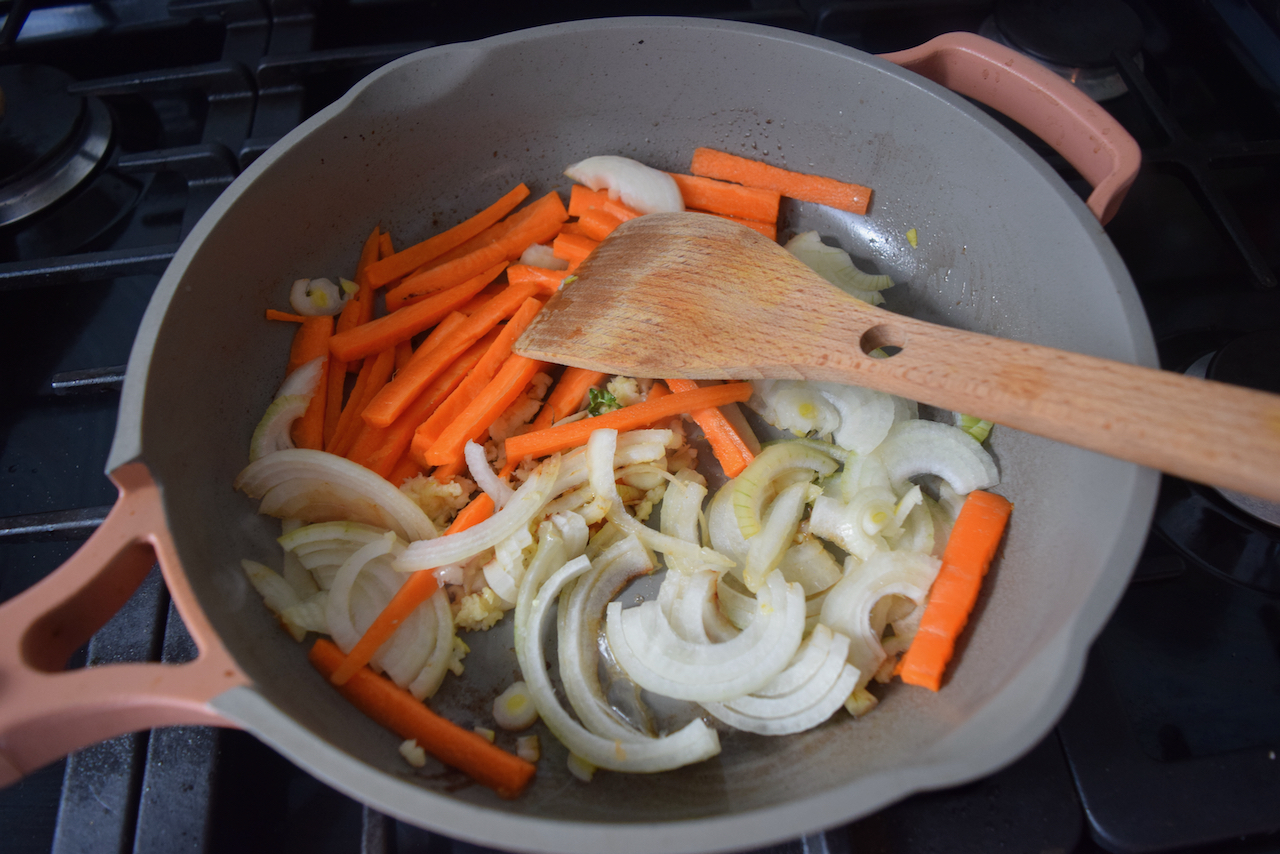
[2,2,1278,852]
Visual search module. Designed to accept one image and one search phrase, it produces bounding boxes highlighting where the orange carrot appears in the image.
[385,192,568,311]
[404,310,469,370]
[602,198,641,222]
[558,220,588,236]
[386,453,424,486]
[364,183,530,288]
[690,147,872,215]
[505,382,753,462]
[378,231,394,260]
[505,264,566,295]
[424,190,562,270]
[328,262,507,362]
[324,227,383,445]
[329,346,397,458]
[363,281,541,428]
[898,490,1013,691]
[568,184,611,217]
[574,206,625,241]
[266,309,309,323]
[285,316,333,450]
[668,172,780,223]
[446,492,495,533]
[529,367,609,431]
[395,339,414,372]
[286,315,333,375]
[551,232,598,265]
[664,379,755,477]
[347,331,493,477]
[309,638,536,798]
[411,296,545,456]
[714,213,777,241]
[423,354,551,467]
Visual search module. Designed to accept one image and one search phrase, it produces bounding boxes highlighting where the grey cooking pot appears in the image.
[0,17,1156,854]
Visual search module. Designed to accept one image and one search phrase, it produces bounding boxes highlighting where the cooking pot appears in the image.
[0,18,1155,854]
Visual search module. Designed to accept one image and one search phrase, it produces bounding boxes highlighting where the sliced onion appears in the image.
[658,472,708,574]
[777,537,843,596]
[280,591,329,637]
[587,429,730,567]
[784,231,894,295]
[819,550,941,691]
[872,420,999,495]
[516,554,721,772]
[605,569,804,703]
[563,155,684,215]
[814,382,898,456]
[742,479,811,592]
[324,532,398,651]
[235,449,438,541]
[407,588,455,700]
[240,559,306,641]
[395,455,561,572]
[290,276,350,316]
[466,440,514,509]
[518,243,569,270]
[248,356,325,462]
[558,535,654,740]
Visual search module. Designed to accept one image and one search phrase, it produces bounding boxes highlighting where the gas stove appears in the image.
[2,1,1278,852]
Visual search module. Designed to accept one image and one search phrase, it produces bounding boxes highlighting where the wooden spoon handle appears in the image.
[811,308,1280,502]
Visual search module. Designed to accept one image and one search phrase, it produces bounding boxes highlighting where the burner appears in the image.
[0,65,113,228]
[979,0,1145,100]
[1155,331,1280,596]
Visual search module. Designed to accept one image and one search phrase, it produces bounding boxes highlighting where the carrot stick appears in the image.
[575,206,625,241]
[284,316,333,450]
[568,184,611,217]
[551,232,598,265]
[364,183,530,288]
[324,228,384,445]
[529,367,608,431]
[309,639,536,797]
[664,379,755,477]
[347,331,493,476]
[266,309,309,323]
[386,453,424,486]
[505,382,753,462]
[558,220,588,236]
[328,346,397,458]
[378,231,394,259]
[286,315,333,375]
[411,296,545,452]
[385,192,568,311]
[423,354,551,467]
[897,490,1013,691]
[363,281,541,428]
[446,493,494,533]
[668,172,780,223]
[404,310,469,369]
[690,147,872,215]
[328,262,507,363]
[395,340,414,371]
[428,455,468,483]
[423,189,561,270]
[505,264,566,295]
[601,198,640,222]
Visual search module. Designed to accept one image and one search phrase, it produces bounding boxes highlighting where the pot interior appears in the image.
[124,17,1155,849]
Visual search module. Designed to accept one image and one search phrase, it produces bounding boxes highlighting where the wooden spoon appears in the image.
[515,212,1280,503]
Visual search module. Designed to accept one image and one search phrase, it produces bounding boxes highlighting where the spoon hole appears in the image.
[860,323,906,357]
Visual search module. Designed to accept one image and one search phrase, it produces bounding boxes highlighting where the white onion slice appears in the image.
[784,231,894,297]
[465,440,514,509]
[605,570,804,702]
[518,243,569,270]
[873,420,999,495]
[516,555,721,772]
[702,625,860,736]
[820,550,941,691]
[235,449,438,541]
[564,155,684,215]
[742,480,811,592]
[587,430,730,567]
[289,276,350,316]
[395,455,561,572]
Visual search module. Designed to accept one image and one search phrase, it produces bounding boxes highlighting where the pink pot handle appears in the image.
[0,461,249,787]
[880,32,1141,224]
